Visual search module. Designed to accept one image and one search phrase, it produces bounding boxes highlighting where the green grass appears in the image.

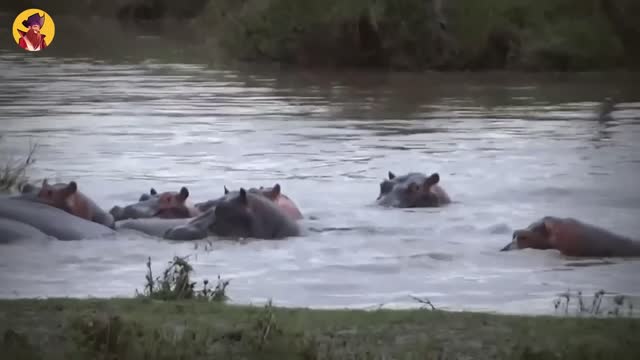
[1,297,639,359]
[1,255,639,359]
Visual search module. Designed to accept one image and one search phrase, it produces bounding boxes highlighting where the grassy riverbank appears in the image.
[4,0,639,71]
[0,256,638,359]
[1,298,638,359]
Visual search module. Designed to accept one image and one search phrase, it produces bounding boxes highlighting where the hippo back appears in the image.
[0,196,115,240]
[246,193,300,239]
[564,217,640,257]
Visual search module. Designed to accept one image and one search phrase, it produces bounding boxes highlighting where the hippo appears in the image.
[376,171,451,208]
[165,188,300,241]
[36,179,115,228]
[194,184,303,221]
[0,217,52,243]
[249,184,303,220]
[0,195,116,241]
[109,186,200,221]
[163,208,216,240]
[116,217,192,238]
[138,188,158,202]
[501,216,640,257]
[193,186,235,213]
[19,183,39,195]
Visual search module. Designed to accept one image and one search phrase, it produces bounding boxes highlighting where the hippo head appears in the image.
[376,171,442,208]
[501,217,554,252]
[138,188,158,202]
[37,179,78,210]
[20,183,40,195]
[251,184,282,201]
[109,186,192,221]
[210,188,254,238]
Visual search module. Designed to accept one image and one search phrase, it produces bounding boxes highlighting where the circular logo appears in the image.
[12,9,55,52]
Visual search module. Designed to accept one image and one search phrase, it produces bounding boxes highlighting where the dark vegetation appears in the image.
[0,138,38,194]
[3,0,640,71]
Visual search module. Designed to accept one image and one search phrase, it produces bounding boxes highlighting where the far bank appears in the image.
[3,0,640,72]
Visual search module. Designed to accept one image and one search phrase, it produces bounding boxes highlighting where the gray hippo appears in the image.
[116,217,192,238]
[193,186,235,212]
[165,188,300,241]
[195,184,303,220]
[501,216,640,257]
[109,186,201,221]
[0,195,116,241]
[0,217,52,243]
[249,184,303,220]
[138,188,158,202]
[35,179,115,228]
[121,187,237,240]
[376,171,451,208]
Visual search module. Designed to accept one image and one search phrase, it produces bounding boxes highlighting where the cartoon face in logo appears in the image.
[12,9,55,52]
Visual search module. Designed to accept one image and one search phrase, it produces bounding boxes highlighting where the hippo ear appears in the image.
[271,183,281,197]
[178,187,189,201]
[238,188,248,205]
[224,186,229,195]
[66,181,78,194]
[388,171,396,180]
[542,217,557,234]
[150,188,157,196]
[424,173,440,187]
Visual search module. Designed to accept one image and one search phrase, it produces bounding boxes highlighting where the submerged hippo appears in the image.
[249,184,303,220]
[165,188,300,241]
[138,188,158,202]
[116,217,192,238]
[376,171,451,208]
[501,216,640,257]
[109,186,200,221]
[193,186,236,213]
[0,195,116,241]
[0,217,52,243]
[36,179,115,228]
[194,184,303,221]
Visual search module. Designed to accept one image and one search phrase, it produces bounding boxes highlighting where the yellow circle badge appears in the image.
[12,9,55,52]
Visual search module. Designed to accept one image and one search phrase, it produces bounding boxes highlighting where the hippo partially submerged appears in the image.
[376,171,451,208]
[501,216,640,257]
[109,186,200,221]
[0,195,116,241]
[36,179,115,228]
[165,188,300,241]
[250,184,303,220]
[0,217,52,243]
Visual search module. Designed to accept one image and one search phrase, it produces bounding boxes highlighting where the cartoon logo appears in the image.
[12,9,55,52]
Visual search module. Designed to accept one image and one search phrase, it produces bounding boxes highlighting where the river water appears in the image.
[1,46,640,315]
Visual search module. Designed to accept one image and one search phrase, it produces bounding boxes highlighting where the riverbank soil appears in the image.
[1,298,639,359]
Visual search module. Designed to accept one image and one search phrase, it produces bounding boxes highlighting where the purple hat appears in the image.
[22,12,45,28]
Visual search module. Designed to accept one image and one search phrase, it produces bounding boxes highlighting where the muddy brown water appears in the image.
[0,41,639,315]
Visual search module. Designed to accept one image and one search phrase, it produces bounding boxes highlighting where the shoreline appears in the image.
[1,297,639,359]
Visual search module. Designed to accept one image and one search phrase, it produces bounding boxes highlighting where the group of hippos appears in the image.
[1,170,639,258]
